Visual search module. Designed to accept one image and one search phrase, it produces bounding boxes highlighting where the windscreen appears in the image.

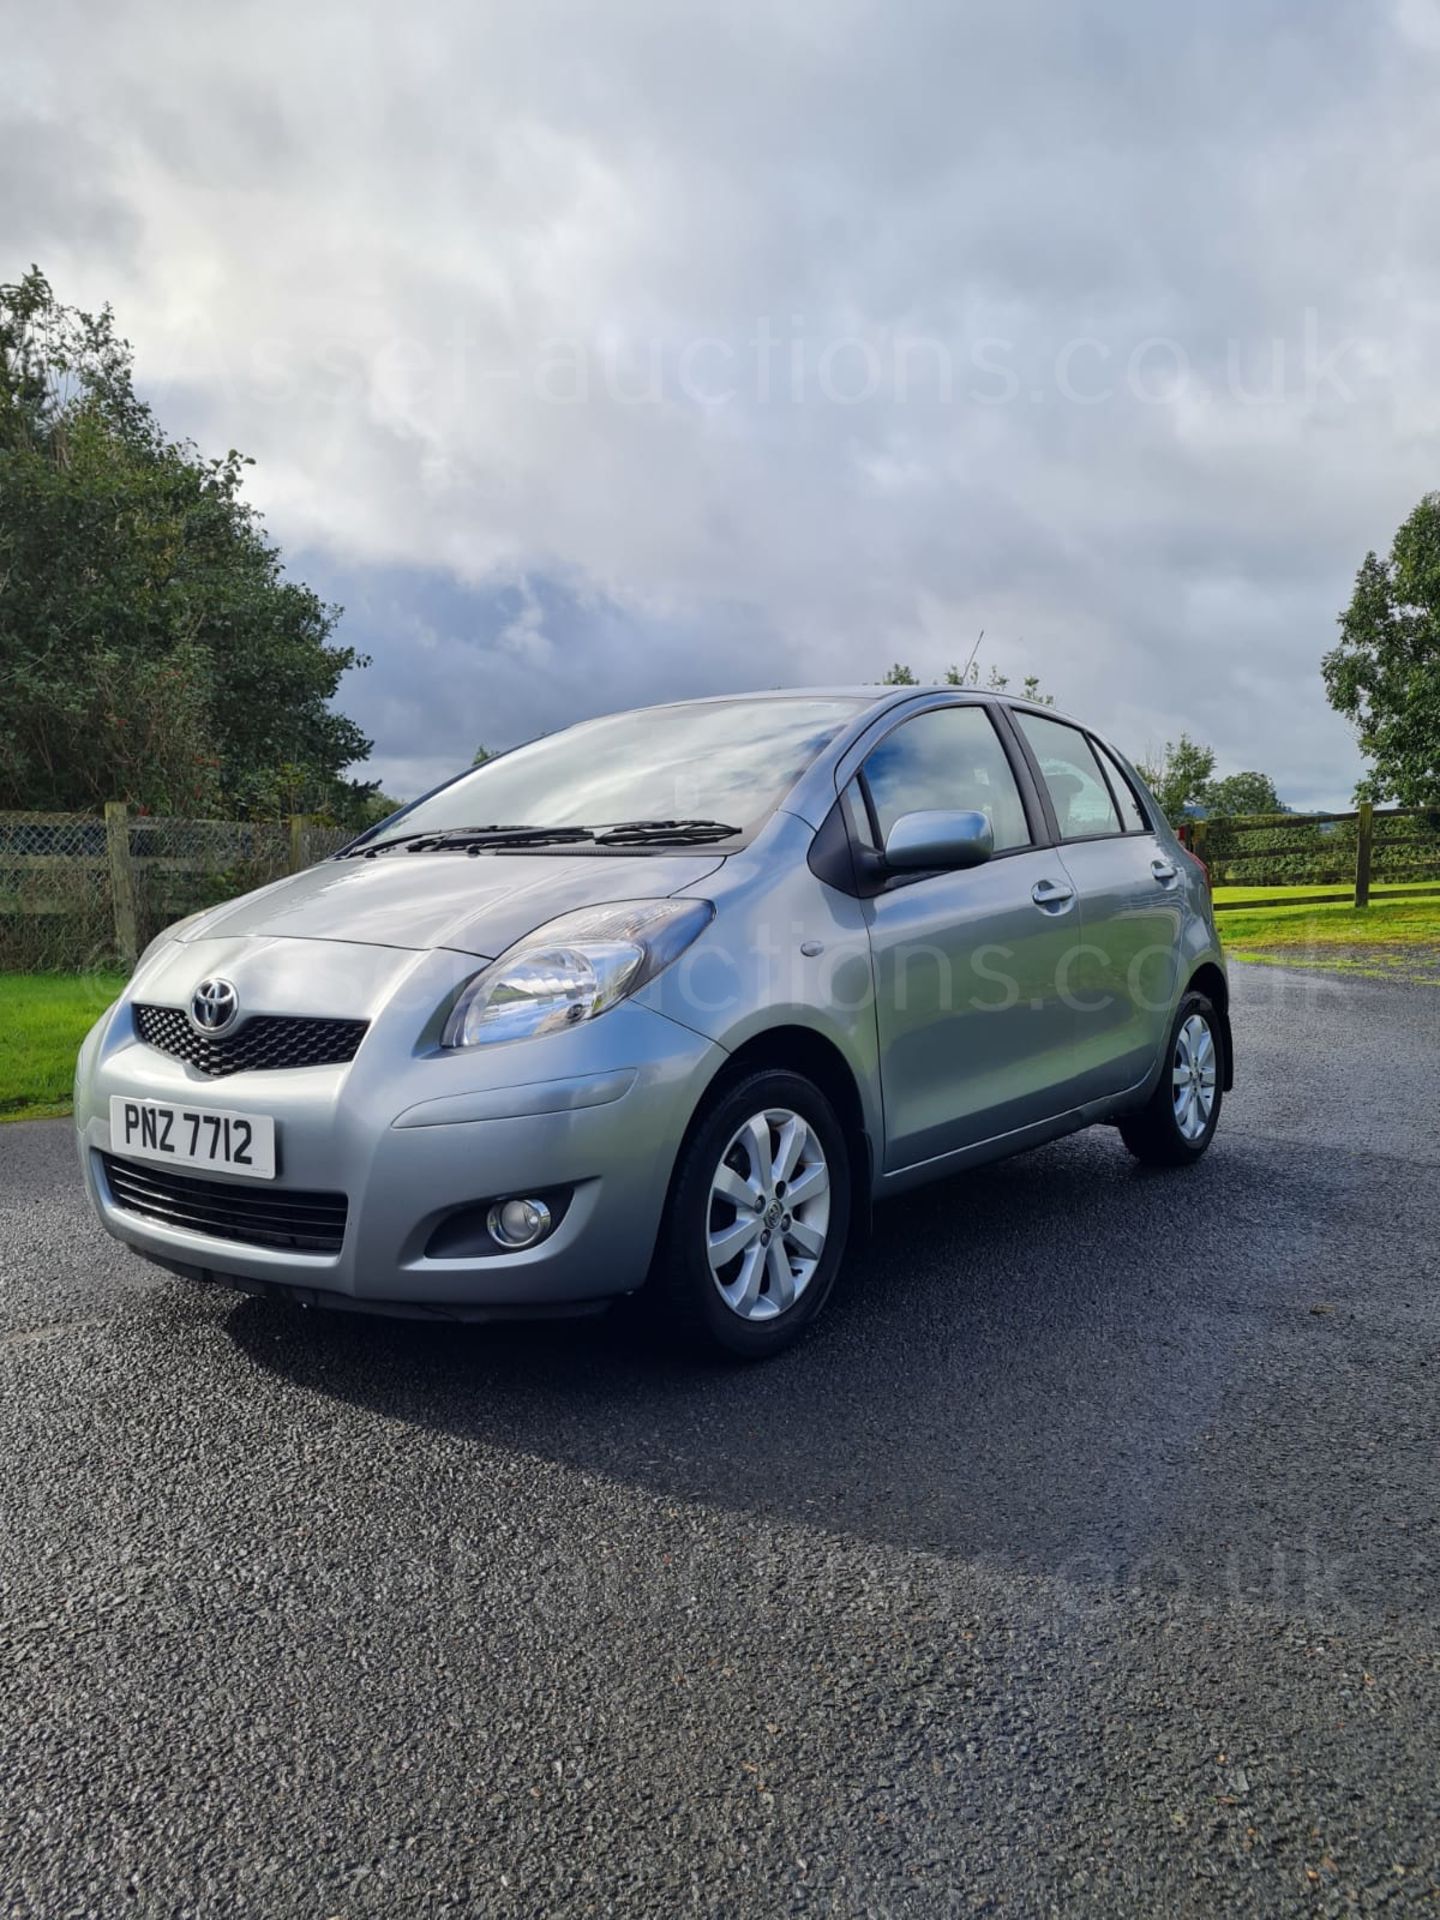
[363,697,868,846]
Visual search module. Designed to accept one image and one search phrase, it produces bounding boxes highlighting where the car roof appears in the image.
[637,684,1029,710]
[638,684,1073,724]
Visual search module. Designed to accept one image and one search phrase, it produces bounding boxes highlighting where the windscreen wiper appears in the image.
[345,818,741,858]
[591,818,742,846]
[347,825,595,858]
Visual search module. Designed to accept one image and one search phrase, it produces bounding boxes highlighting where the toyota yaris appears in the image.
[76,688,1231,1358]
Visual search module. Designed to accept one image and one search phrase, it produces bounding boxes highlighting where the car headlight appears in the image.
[442,899,714,1049]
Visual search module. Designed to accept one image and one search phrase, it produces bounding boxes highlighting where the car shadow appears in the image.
[224,1122,1347,1602]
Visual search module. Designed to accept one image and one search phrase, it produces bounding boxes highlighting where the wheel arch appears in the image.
[670,1024,876,1241]
[1186,959,1234,1090]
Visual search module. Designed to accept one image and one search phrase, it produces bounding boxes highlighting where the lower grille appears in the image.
[132,1004,368,1077]
[101,1154,348,1254]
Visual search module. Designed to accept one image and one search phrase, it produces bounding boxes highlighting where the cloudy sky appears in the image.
[6,0,1440,807]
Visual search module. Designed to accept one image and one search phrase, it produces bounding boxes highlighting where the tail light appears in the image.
[1182,845,1211,892]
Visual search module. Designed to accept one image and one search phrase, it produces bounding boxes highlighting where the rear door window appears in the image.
[1013,712,1123,840]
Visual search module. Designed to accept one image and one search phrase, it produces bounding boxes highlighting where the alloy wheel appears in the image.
[1172,1012,1217,1142]
[705,1107,832,1321]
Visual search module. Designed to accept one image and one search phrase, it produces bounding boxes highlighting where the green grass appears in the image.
[1220,895,1440,984]
[0,972,127,1122]
[1213,878,1440,910]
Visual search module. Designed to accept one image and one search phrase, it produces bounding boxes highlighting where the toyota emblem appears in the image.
[189,977,240,1034]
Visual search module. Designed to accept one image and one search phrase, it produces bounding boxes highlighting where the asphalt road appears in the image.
[2,962,1438,1918]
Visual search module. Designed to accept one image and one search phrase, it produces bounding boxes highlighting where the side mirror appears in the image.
[883,808,994,873]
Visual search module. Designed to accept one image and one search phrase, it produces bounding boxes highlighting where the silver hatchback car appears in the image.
[76,688,1230,1357]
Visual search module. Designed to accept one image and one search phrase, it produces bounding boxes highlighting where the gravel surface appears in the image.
[2,962,1438,1917]
[1227,941,1440,989]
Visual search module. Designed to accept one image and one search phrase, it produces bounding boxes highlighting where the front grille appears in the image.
[101,1154,348,1254]
[133,1003,368,1077]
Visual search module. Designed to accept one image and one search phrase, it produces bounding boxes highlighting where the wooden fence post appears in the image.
[1353,800,1374,909]
[287,814,310,874]
[104,801,139,968]
[1190,818,1209,867]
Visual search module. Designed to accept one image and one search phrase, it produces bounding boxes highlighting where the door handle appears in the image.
[1151,858,1178,883]
[1031,878,1076,909]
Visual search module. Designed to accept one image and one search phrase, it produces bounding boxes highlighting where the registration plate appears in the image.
[109,1095,276,1179]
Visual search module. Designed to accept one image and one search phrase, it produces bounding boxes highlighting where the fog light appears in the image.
[486,1196,554,1250]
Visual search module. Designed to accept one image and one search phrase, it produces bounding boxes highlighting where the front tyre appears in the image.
[1118,990,1223,1167]
[650,1069,852,1359]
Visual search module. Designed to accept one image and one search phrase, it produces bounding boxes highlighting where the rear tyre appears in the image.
[1117,990,1222,1167]
[648,1068,852,1360]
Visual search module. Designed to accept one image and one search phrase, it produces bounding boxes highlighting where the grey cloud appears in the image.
[303,560,791,803]
[0,115,140,271]
[4,0,1436,804]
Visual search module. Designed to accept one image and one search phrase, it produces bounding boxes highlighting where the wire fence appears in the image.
[4,801,1437,972]
[0,808,354,971]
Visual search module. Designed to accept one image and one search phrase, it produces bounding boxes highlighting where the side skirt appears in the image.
[878,1086,1144,1197]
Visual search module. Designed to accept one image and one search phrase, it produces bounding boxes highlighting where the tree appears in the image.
[1135,734,1216,826]
[879,659,1054,704]
[0,268,373,819]
[471,743,495,766]
[1323,494,1440,805]
[350,788,404,830]
[1204,771,1283,817]
[946,661,1054,706]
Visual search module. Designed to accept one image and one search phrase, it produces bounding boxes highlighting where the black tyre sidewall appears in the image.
[654,1069,852,1359]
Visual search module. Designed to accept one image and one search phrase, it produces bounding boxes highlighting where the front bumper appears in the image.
[75,940,725,1312]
